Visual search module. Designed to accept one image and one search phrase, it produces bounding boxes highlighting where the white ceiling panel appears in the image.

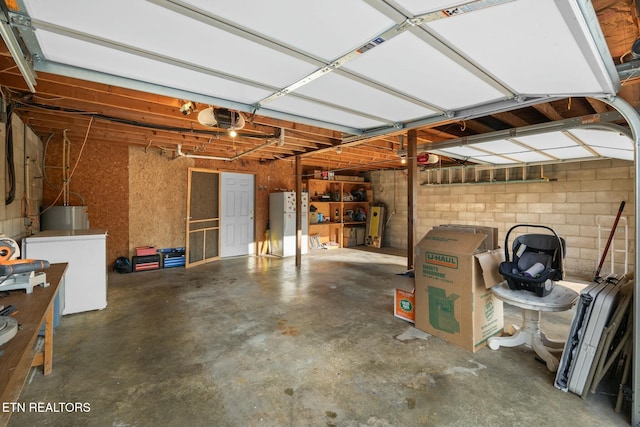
[24,0,316,89]
[437,145,491,158]
[36,31,272,104]
[426,0,614,95]
[499,150,555,163]
[473,139,530,154]
[266,95,387,129]
[417,124,635,166]
[544,146,594,160]
[590,146,635,161]
[512,133,577,150]
[568,128,635,152]
[344,32,505,110]
[295,72,438,123]
[9,0,620,136]
[181,0,397,62]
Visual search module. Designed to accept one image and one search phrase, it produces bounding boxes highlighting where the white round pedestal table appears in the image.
[488,281,579,372]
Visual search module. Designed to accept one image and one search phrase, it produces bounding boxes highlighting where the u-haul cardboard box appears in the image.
[414,229,504,352]
[432,224,499,252]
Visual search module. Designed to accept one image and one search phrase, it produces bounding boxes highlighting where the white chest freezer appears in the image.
[22,229,108,315]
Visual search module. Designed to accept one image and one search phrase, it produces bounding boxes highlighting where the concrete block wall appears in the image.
[368,159,634,280]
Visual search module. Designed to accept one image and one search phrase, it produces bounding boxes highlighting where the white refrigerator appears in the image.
[269,192,308,257]
[22,229,108,315]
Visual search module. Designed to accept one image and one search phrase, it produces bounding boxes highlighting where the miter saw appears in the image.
[0,236,50,294]
[0,236,50,347]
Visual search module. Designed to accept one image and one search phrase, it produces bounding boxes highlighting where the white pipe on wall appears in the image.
[175,144,230,161]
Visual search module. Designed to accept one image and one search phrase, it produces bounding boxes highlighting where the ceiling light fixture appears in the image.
[214,108,244,129]
[336,146,343,154]
[197,107,246,139]
[197,107,217,127]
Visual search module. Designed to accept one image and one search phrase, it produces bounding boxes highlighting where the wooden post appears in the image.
[43,304,54,375]
[407,129,418,271]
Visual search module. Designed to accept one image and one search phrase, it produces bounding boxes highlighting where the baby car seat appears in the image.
[499,224,565,297]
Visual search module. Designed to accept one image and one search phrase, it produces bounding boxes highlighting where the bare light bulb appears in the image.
[229,129,237,138]
[401,157,406,164]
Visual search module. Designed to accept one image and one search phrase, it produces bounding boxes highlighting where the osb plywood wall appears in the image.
[129,149,296,258]
[42,136,129,265]
[128,147,194,255]
[44,136,298,265]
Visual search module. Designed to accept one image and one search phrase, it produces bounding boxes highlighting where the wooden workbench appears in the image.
[0,262,67,426]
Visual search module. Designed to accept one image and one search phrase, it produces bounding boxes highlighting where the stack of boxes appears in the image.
[341,227,366,248]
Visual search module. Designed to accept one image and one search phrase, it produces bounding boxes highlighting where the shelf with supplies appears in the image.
[305,179,372,248]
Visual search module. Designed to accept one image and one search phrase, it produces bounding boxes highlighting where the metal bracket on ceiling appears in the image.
[0,4,36,92]
[7,10,31,31]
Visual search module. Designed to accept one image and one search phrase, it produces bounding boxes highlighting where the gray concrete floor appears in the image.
[8,248,631,426]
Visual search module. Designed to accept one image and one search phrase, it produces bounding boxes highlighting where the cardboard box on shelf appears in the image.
[334,175,365,182]
[321,171,335,180]
[355,227,366,245]
[342,227,363,247]
[342,236,357,247]
[414,229,504,353]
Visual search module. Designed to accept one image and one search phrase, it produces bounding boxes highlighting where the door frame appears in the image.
[186,167,221,268]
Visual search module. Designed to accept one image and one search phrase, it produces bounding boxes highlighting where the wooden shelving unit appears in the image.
[305,179,372,248]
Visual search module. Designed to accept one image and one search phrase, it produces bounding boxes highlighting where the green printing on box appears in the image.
[400,299,413,312]
[428,286,460,334]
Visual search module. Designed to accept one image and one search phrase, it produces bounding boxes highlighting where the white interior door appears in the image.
[221,172,255,257]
